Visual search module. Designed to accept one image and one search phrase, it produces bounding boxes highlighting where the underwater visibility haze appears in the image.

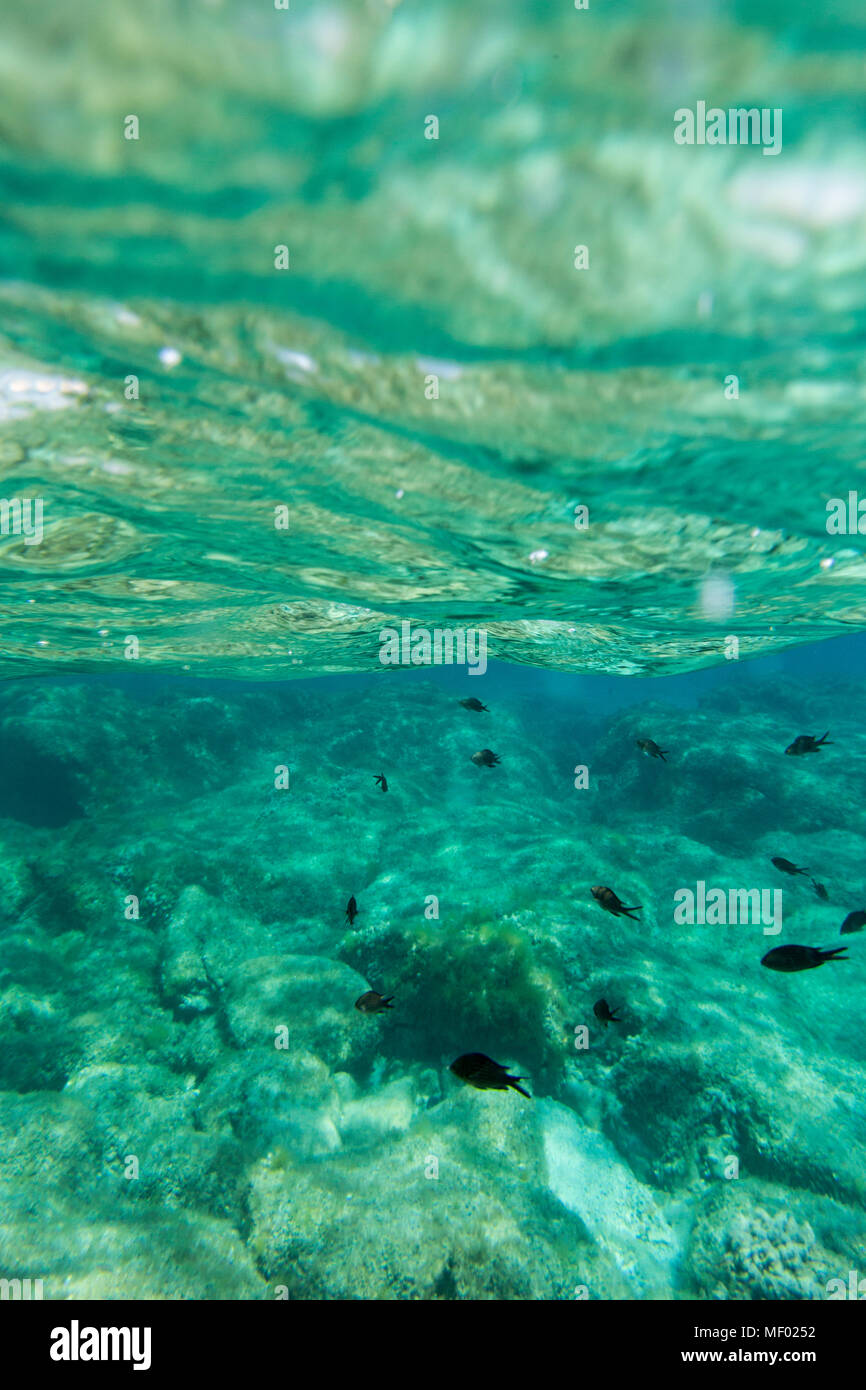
[1,0,866,1303]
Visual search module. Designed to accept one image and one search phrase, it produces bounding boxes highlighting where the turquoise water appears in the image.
[1,0,866,1299]
[2,653,866,1298]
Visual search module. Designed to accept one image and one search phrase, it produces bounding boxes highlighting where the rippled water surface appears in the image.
[2,0,866,677]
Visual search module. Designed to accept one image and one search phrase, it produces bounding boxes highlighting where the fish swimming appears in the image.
[785,732,832,756]
[355,990,394,1013]
[636,738,667,761]
[374,773,388,792]
[591,886,642,920]
[471,749,500,767]
[771,857,809,877]
[840,910,866,935]
[761,944,848,972]
[460,697,488,712]
[811,879,829,901]
[450,1053,531,1098]
[593,998,622,1027]
[345,894,359,925]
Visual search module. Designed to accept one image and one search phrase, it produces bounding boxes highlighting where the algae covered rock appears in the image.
[160,884,217,1021]
[0,1089,264,1299]
[248,1089,625,1300]
[339,914,567,1093]
[602,1046,743,1190]
[541,1101,682,1298]
[197,1049,344,1158]
[223,953,373,1070]
[686,1186,844,1301]
[0,1193,266,1300]
[0,986,82,1092]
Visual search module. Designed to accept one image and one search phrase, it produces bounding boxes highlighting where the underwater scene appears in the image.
[1,0,866,1306]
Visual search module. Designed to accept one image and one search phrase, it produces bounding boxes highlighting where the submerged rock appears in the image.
[247,1089,625,1300]
[541,1102,682,1298]
[686,1186,846,1301]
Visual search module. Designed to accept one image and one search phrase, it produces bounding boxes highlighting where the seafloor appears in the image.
[1,662,864,1299]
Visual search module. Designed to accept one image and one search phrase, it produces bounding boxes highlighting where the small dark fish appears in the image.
[761,944,848,973]
[636,738,667,761]
[355,991,394,1013]
[591,885,642,920]
[460,697,489,712]
[345,895,359,925]
[841,910,866,935]
[771,857,809,877]
[785,732,832,756]
[471,748,500,767]
[811,879,829,902]
[374,773,388,793]
[450,1053,531,1098]
[593,998,622,1027]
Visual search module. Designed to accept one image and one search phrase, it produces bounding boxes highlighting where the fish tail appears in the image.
[383,997,395,1007]
[623,906,642,919]
[818,731,831,744]
[510,1080,532,1099]
[820,947,848,961]
[659,751,667,760]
